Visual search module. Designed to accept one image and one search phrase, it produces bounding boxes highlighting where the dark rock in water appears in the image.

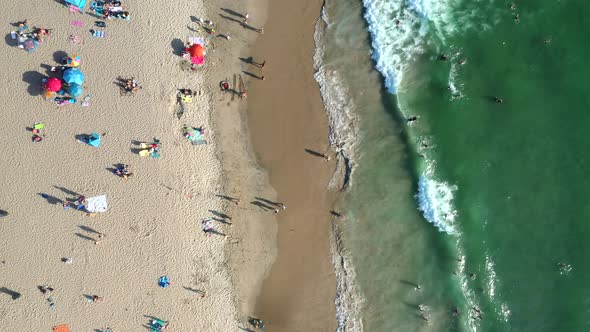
[0,210,8,217]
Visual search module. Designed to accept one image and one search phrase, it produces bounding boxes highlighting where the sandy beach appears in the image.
[0,0,275,330]
[242,0,339,331]
[0,0,339,330]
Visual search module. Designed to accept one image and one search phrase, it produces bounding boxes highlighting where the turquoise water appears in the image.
[318,0,590,331]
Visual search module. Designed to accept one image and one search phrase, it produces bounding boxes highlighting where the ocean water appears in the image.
[316,0,590,331]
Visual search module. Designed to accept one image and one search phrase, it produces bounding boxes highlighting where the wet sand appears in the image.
[244,0,338,330]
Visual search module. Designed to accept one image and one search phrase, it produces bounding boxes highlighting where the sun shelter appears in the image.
[189,44,204,57]
[53,324,70,332]
[158,276,170,288]
[87,133,101,147]
[43,90,55,100]
[65,0,87,10]
[67,54,81,67]
[63,68,85,85]
[45,78,62,92]
[68,83,83,97]
[86,195,108,213]
[191,56,205,65]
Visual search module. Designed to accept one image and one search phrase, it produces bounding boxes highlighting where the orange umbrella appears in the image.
[43,90,55,100]
[189,44,204,58]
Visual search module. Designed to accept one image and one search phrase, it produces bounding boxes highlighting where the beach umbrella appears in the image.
[43,90,55,100]
[63,68,85,85]
[23,39,38,53]
[65,0,87,9]
[188,44,204,58]
[67,54,81,67]
[45,77,62,92]
[86,195,108,212]
[87,132,101,147]
[190,56,205,65]
[67,83,83,97]
[158,276,170,288]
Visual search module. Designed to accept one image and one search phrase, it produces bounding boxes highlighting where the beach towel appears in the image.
[92,30,106,38]
[86,195,107,212]
[188,36,205,46]
[53,325,70,332]
[192,139,208,146]
[71,20,84,27]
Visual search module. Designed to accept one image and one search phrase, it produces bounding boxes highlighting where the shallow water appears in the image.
[319,0,590,330]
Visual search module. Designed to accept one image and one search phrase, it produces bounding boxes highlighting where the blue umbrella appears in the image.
[88,133,101,147]
[63,68,85,85]
[65,0,87,9]
[23,39,38,53]
[67,83,83,97]
[158,276,170,288]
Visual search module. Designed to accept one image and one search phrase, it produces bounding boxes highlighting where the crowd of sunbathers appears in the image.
[91,0,131,20]
[122,78,140,94]
[14,20,51,43]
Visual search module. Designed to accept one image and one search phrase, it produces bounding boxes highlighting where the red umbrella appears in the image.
[45,77,62,92]
[189,44,205,58]
[190,56,205,65]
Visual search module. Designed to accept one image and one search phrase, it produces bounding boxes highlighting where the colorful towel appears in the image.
[92,30,106,38]
[71,20,84,27]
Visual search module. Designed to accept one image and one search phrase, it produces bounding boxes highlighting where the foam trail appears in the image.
[313,3,363,331]
[362,0,503,94]
[416,175,457,234]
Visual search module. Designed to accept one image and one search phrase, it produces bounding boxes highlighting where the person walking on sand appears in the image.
[252,60,266,68]
[318,152,331,162]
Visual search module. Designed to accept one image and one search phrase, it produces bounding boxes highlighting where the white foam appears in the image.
[416,174,457,234]
[314,5,363,332]
[314,5,358,190]
[362,0,503,94]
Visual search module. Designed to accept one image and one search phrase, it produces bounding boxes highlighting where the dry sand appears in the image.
[0,0,274,330]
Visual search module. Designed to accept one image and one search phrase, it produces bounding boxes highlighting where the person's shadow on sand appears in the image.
[38,193,62,205]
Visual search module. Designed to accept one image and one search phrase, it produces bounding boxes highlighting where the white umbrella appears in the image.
[86,195,108,213]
